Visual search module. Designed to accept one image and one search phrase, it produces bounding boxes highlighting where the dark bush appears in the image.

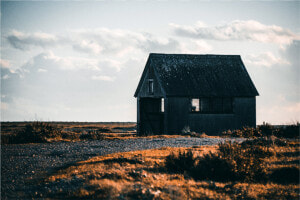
[192,153,236,182]
[10,122,61,144]
[270,167,300,184]
[79,131,104,140]
[258,122,299,138]
[276,124,300,138]
[138,131,154,136]
[218,141,268,182]
[258,123,275,136]
[98,127,113,133]
[61,132,79,140]
[1,134,15,144]
[165,150,196,173]
[164,142,269,182]
[241,137,288,148]
[222,127,262,138]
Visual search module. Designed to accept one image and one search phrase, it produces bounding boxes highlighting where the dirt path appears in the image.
[1,137,240,199]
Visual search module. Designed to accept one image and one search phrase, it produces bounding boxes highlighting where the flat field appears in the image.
[1,122,299,199]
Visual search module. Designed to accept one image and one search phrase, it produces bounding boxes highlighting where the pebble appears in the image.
[1,137,239,199]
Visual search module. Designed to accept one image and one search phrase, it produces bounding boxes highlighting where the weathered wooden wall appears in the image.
[164,97,189,134]
[165,97,256,135]
[137,66,164,98]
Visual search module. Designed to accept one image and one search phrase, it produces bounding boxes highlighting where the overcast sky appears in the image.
[1,1,299,124]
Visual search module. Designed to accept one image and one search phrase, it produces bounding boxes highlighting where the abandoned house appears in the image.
[134,53,259,135]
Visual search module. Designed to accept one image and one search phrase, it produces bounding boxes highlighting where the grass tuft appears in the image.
[165,150,196,173]
[270,167,300,184]
[4,122,62,144]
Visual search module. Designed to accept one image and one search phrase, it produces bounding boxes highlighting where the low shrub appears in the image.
[218,141,268,182]
[138,131,153,136]
[241,136,288,147]
[276,123,300,138]
[98,127,113,133]
[222,127,262,138]
[223,123,299,138]
[192,152,236,182]
[270,167,300,184]
[165,141,270,182]
[79,131,104,140]
[258,122,299,138]
[8,122,62,144]
[61,132,79,140]
[165,150,196,173]
[181,126,191,135]
[258,123,274,136]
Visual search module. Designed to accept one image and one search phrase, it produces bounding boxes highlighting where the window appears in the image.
[191,97,233,113]
[148,79,154,94]
[191,99,199,112]
[161,98,164,112]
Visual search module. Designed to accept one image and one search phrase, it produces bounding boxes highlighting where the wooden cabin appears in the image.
[134,53,259,135]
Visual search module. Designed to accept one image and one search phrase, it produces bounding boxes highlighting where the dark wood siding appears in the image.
[164,97,256,134]
[165,97,190,134]
[137,65,164,98]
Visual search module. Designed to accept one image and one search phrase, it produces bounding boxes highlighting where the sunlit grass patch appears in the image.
[43,140,299,199]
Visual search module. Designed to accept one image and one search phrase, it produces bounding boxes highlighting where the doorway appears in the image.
[139,98,164,135]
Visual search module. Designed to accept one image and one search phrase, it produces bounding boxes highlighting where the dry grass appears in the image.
[1,122,200,144]
[43,139,299,199]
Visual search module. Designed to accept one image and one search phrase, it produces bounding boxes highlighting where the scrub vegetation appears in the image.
[2,121,298,144]
[1,122,188,144]
[1,121,299,199]
[41,137,299,199]
[222,122,300,138]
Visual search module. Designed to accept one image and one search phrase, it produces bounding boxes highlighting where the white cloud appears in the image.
[91,75,115,81]
[245,52,290,67]
[2,74,10,80]
[38,68,48,73]
[0,59,10,68]
[72,40,103,54]
[98,59,123,72]
[6,28,182,58]
[42,51,100,71]
[179,40,213,54]
[73,28,181,56]
[6,30,60,50]
[170,20,300,46]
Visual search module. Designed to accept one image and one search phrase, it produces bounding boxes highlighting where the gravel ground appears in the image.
[1,137,241,199]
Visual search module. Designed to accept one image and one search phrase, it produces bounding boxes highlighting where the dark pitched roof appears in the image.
[134,53,259,97]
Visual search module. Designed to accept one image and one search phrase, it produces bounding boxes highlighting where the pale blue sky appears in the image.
[1,1,299,124]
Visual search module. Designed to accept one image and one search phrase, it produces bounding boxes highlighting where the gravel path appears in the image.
[1,137,240,199]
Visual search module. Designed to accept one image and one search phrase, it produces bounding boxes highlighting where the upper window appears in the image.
[148,79,154,94]
[161,98,164,112]
[191,97,233,113]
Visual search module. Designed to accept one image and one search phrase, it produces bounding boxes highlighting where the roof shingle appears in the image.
[135,53,259,97]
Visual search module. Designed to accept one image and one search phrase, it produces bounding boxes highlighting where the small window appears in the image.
[191,98,199,112]
[161,98,164,112]
[148,79,153,94]
[191,97,233,113]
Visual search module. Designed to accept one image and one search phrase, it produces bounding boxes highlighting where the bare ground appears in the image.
[1,137,237,199]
